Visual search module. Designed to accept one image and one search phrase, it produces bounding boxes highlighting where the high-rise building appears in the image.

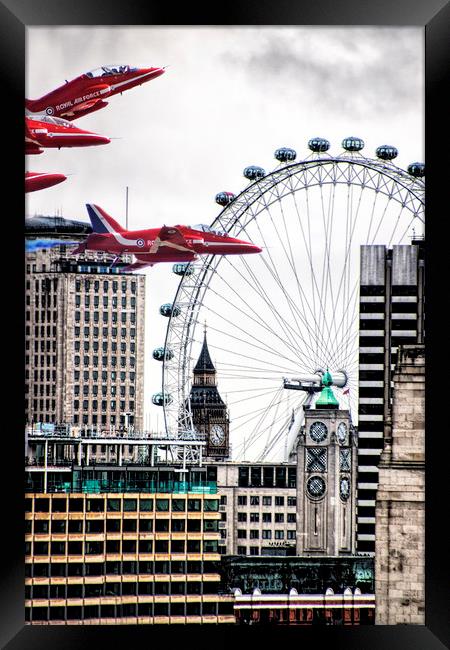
[25,246,146,431]
[357,240,425,553]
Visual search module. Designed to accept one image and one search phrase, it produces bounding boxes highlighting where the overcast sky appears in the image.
[26,26,424,438]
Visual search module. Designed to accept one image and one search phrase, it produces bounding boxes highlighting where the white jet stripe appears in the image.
[110,72,157,92]
[91,205,138,246]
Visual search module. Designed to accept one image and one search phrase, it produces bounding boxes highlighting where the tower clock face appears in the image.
[309,421,328,443]
[210,425,225,446]
[337,422,347,443]
[340,477,350,500]
[307,476,326,498]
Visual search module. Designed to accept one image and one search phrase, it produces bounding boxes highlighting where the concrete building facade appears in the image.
[375,344,425,624]
[25,246,146,431]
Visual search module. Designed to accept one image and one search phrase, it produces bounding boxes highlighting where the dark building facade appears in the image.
[357,241,425,553]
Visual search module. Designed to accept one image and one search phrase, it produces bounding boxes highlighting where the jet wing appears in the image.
[25,121,44,154]
[62,99,109,121]
[149,226,196,254]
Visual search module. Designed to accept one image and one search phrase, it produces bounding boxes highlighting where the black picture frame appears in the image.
[2,1,449,648]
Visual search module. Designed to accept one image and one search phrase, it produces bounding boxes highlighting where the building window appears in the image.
[262,496,272,506]
[275,513,284,523]
[262,530,272,539]
[237,495,247,506]
[275,530,284,540]
[250,496,260,506]
[262,513,272,523]
[237,546,247,555]
[250,512,259,523]
[275,496,285,507]
[250,547,259,556]
[287,530,296,540]
[238,512,247,522]
[287,513,296,523]
[287,497,297,507]
[237,529,247,539]
[249,530,259,539]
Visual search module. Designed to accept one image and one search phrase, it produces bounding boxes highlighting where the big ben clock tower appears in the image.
[189,327,230,459]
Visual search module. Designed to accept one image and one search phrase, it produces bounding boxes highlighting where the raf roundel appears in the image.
[136,238,145,247]
[45,106,54,115]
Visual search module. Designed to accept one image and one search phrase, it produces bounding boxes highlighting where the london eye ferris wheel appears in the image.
[152,136,425,462]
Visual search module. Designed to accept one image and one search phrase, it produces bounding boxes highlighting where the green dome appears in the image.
[315,370,339,408]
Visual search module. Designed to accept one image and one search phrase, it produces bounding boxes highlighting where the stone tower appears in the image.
[375,344,425,624]
[296,372,358,556]
[189,328,230,459]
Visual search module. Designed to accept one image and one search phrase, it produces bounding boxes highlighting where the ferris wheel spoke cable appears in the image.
[202,305,308,369]
[204,267,311,369]
[241,214,312,359]
[317,178,337,350]
[261,390,282,460]
[277,184,317,354]
[232,389,286,437]
[204,340,302,375]
[290,189,339,365]
[236,399,293,460]
[397,213,420,244]
[369,192,394,245]
[239,247,333,370]
[324,185,365,367]
[259,188,318,355]
[388,203,411,248]
[365,182,382,245]
[235,207,329,358]
[223,255,321,370]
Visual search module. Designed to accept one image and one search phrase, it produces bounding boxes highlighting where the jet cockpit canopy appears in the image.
[191,224,227,237]
[85,65,138,78]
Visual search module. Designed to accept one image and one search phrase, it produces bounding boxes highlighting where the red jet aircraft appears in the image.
[74,204,262,271]
[25,115,110,154]
[25,171,67,192]
[25,64,165,121]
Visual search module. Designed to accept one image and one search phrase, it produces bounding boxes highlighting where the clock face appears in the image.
[309,421,328,443]
[307,476,326,498]
[210,424,225,446]
[340,477,350,500]
[337,422,347,443]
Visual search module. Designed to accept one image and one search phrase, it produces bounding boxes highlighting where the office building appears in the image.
[25,246,145,431]
[357,241,425,553]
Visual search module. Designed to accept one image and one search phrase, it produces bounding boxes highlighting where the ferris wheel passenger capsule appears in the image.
[152,347,174,362]
[274,147,297,162]
[342,136,365,152]
[159,303,181,317]
[407,162,425,178]
[215,191,235,206]
[151,392,173,406]
[376,145,398,160]
[308,138,330,153]
[243,166,266,181]
[172,263,194,276]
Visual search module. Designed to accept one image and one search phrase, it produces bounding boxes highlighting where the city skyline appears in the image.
[26,26,424,448]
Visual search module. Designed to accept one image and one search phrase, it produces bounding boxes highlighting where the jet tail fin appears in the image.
[86,204,126,235]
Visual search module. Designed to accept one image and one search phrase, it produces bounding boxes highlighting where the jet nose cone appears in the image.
[92,135,111,145]
[143,67,165,79]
